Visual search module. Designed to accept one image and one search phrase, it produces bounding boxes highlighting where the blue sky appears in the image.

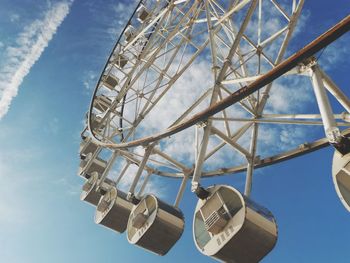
[0,1,349,262]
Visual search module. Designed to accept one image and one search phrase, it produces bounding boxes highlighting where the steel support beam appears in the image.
[310,64,341,143]
[115,161,131,186]
[127,144,155,202]
[321,69,350,113]
[244,123,258,196]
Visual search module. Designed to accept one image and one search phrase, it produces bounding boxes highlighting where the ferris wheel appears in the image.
[78,0,350,261]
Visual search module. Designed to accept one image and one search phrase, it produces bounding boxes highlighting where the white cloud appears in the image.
[80,1,137,96]
[84,0,138,41]
[82,70,98,94]
[257,124,316,157]
[319,35,350,70]
[10,13,20,23]
[266,76,313,113]
[45,117,60,134]
[0,1,73,119]
[107,2,136,39]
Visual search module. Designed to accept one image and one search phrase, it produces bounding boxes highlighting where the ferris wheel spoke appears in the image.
[256,0,304,113]
[213,0,253,25]
[320,69,350,113]
[242,34,275,66]
[123,46,211,142]
[221,66,302,84]
[135,39,210,120]
[211,126,252,158]
[260,26,289,49]
[125,150,182,172]
[270,0,291,21]
[217,88,232,137]
[209,116,350,126]
[218,84,255,115]
[152,147,190,171]
[170,87,214,126]
[244,122,259,196]
[261,113,350,120]
[208,0,260,86]
[204,122,253,161]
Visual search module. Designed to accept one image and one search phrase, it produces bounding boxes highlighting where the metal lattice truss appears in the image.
[82,0,350,203]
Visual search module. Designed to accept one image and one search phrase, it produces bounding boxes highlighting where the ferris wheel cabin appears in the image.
[79,136,98,157]
[127,195,184,256]
[112,54,128,69]
[93,94,113,113]
[137,4,150,23]
[124,25,136,42]
[193,185,277,263]
[332,150,350,212]
[101,74,119,90]
[78,152,107,178]
[90,115,106,134]
[80,172,114,206]
[95,187,133,233]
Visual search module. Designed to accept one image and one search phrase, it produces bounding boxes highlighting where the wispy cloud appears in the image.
[0,1,73,119]
[107,2,136,39]
[80,1,138,96]
[82,70,98,94]
[45,117,60,135]
[319,35,350,70]
[9,13,20,23]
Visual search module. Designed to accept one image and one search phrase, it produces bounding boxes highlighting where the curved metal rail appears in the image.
[136,128,350,178]
[88,14,350,150]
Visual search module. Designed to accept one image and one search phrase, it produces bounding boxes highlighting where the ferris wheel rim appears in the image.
[120,127,350,179]
[84,1,350,185]
[87,0,144,147]
[87,12,350,150]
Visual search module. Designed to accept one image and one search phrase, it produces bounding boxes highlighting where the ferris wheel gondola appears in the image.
[95,187,134,233]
